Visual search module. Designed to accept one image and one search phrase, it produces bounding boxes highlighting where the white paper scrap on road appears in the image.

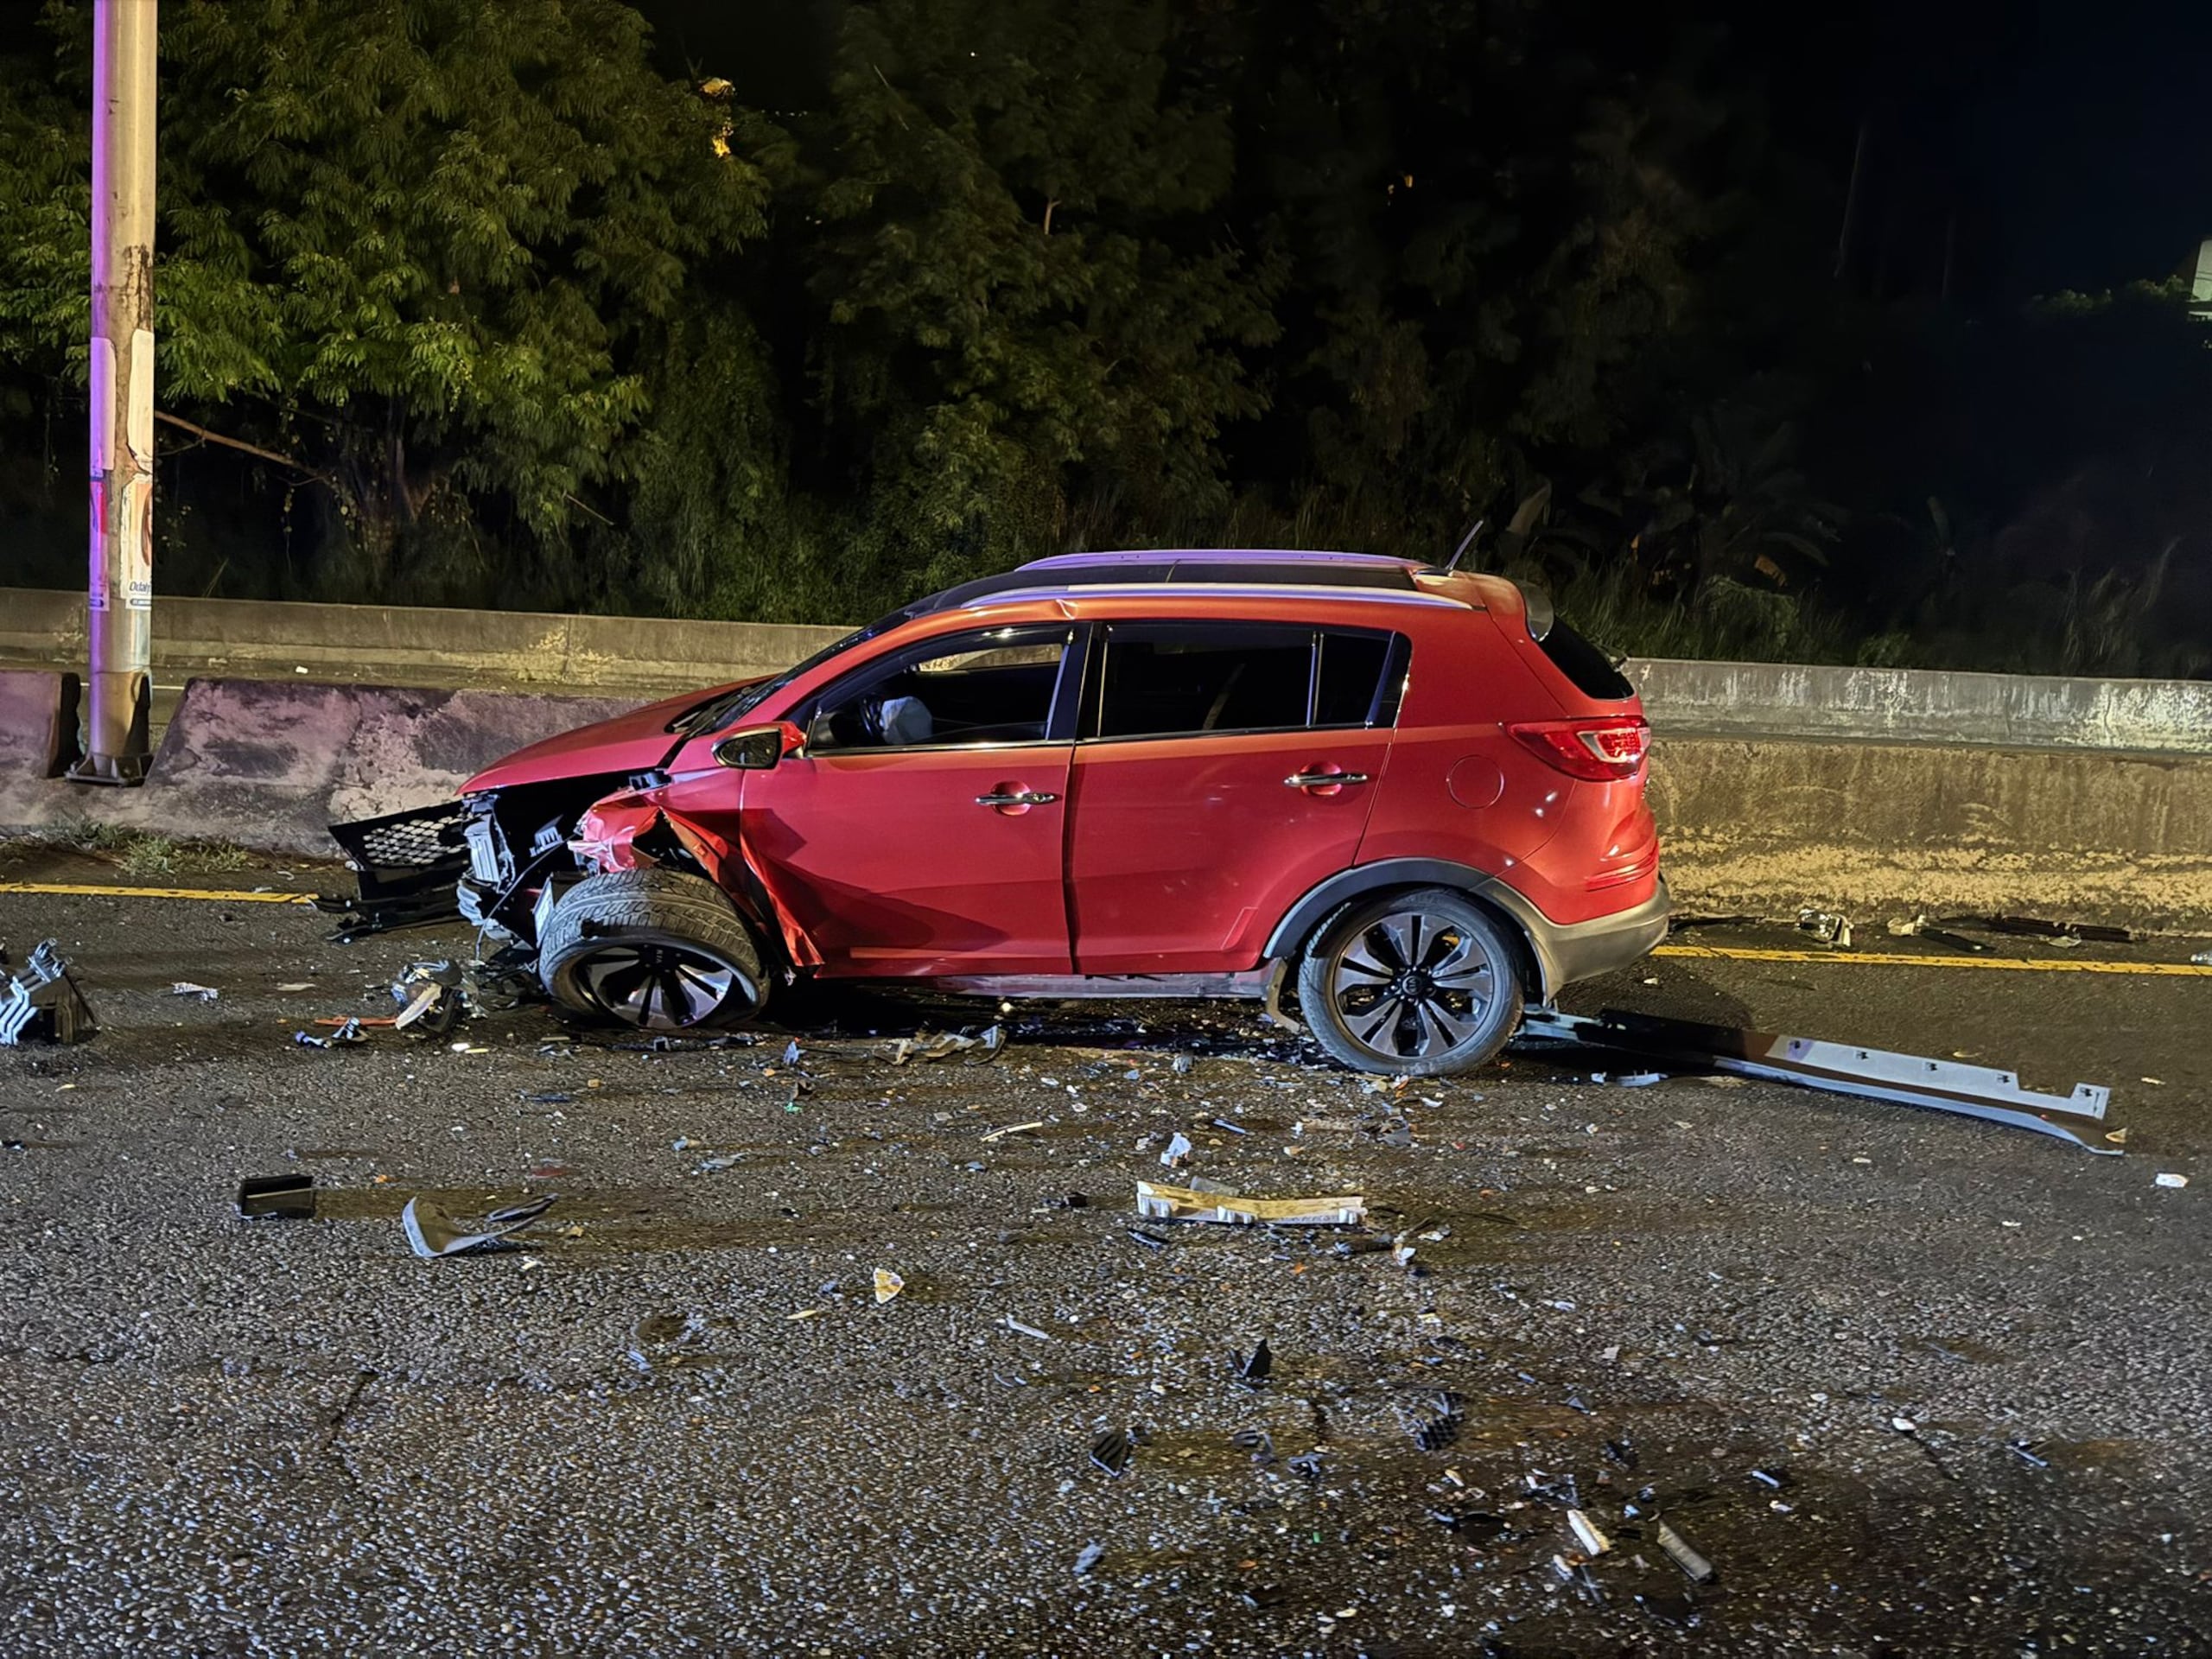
[1135,1179,1365,1226]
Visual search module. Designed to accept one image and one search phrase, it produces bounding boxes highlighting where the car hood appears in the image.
[462,683,748,794]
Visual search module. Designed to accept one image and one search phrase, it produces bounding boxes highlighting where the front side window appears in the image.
[1089,622,1404,741]
[805,626,1070,752]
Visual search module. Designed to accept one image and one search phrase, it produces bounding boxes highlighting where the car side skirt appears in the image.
[922,969,1276,1000]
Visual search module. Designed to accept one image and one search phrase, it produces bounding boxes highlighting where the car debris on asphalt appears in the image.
[400,1193,559,1259]
[2155,1172,2189,1189]
[1517,1007,2120,1154]
[1230,1339,1273,1389]
[170,981,219,1001]
[779,1027,1005,1067]
[1655,1520,1717,1583]
[1961,912,2132,944]
[0,940,97,1046]
[1401,1391,1465,1451]
[1089,1426,1133,1478]
[1135,1179,1367,1226]
[236,1173,316,1220]
[294,1018,367,1049]
[1158,1132,1193,1167]
[1796,908,1853,948]
[873,1268,905,1302]
[1887,914,1994,953]
[1567,1509,1612,1555]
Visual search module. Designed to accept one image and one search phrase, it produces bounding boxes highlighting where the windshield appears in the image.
[668,611,911,738]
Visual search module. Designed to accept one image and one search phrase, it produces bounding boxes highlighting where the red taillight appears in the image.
[1508,717,1651,782]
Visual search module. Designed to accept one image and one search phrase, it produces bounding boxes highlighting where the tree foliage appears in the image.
[0,0,2203,674]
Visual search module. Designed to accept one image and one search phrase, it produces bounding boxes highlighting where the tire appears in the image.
[1296,887,1524,1077]
[538,868,769,1033]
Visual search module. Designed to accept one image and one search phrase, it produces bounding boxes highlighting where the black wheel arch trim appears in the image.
[1265,858,1555,996]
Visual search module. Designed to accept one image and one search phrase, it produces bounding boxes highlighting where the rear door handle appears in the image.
[1283,772,1370,789]
[976,791,1060,807]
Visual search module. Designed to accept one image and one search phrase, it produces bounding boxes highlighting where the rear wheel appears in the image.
[539,868,769,1033]
[1297,887,1523,1076]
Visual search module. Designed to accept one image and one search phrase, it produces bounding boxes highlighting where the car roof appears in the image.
[910,549,1511,618]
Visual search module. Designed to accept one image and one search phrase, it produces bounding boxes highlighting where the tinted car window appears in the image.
[1095,624,1313,739]
[1313,632,1392,726]
[809,626,1068,751]
[1537,618,1635,701]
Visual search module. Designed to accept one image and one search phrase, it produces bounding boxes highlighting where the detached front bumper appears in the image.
[321,800,474,941]
[1488,877,1672,1001]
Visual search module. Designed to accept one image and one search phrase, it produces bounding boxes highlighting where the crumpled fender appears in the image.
[569,785,823,969]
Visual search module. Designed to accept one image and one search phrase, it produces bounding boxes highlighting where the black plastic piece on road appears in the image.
[1089,1427,1132,1478]
[237,1173,315,1220]
[1231,1338,1273,1389]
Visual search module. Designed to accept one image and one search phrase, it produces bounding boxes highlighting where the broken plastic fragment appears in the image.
[1160,1132,1193,1167]
[1090,1427,1132,1478]
[1136,1180,1365,1226]
[1796,908,1853,948]
[2154,1172,2189,1189]
[0,940,98,1046]
[237,1173,315,1220]
[392,982,443,1031]
[1567,1509,1611,1555]
[1003,1314,1051,1340]
[170,982,219,1001]
[1402,1391,1465,1451]
[1231,1339,1273,1389]
[1230,1427,1275,1463]
[1073,1541,1103,1575]
[400,1193,556,1259]
[874,1268,905,1303]
[1656,1519,1716,1583]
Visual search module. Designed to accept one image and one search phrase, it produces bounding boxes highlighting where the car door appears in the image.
[1065,620,1405,975]
[740,623,1077,976]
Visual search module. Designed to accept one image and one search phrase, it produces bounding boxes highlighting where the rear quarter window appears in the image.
[1535,619,1635,701]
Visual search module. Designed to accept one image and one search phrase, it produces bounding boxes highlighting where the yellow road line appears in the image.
[1656,943,2212,976]
[0,881,315,905]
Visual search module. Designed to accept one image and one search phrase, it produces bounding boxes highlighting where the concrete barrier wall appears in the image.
[0,670,79,779]
[1627,658,2212,754]
[1650,735,2212,930]
[5,588,2209,751]
[0,588,844,697]
[0,678,644,856]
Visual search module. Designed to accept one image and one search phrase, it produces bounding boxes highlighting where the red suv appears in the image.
[335,551,1667,1075]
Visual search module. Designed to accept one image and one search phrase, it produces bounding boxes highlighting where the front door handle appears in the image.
[1283,771,1370,790]
[976,790,1060,807]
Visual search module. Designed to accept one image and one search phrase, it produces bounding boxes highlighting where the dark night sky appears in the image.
[635,0,2212,302]
[0,0,2200,301]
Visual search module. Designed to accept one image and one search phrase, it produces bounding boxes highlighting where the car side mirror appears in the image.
[713,721,805,770]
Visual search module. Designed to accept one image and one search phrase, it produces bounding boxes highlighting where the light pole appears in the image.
[73,0,157,785]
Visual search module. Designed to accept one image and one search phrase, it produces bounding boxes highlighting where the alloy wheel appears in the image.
[570,940,753,1032]
[1325,907,1500,1062]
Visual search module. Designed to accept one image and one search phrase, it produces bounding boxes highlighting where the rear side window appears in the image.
[1536,618,1635,701]
[1090,623,1403,740]
[1314,632,1391,725]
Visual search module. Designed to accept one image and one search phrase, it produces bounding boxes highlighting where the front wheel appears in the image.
[539,868,769,1033]
[1296,887,1524,1076]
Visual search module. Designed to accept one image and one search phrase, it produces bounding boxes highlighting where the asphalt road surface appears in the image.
[3,844,2209,1657]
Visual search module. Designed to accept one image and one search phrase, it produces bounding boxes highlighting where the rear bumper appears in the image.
[1487,877,1671,1001]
